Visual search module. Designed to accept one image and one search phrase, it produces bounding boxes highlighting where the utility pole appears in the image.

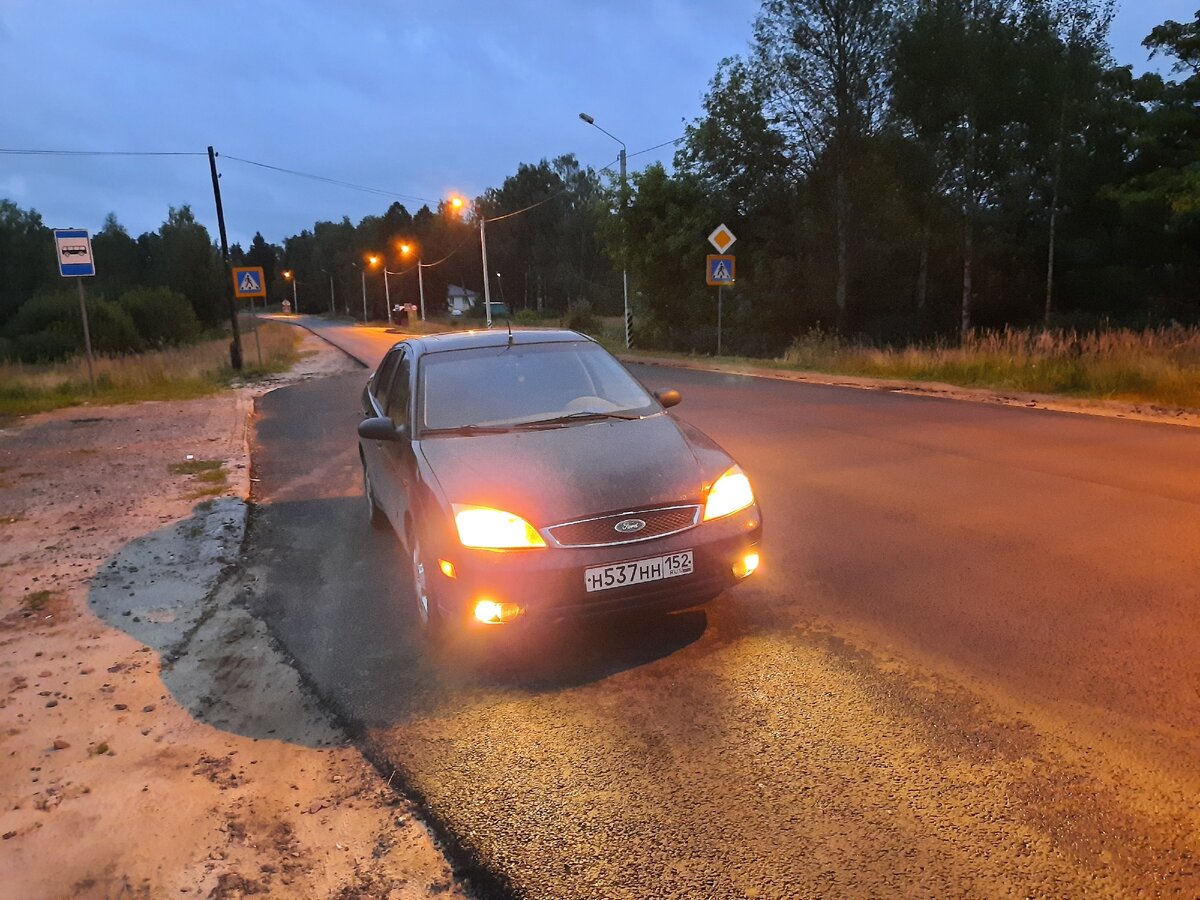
[579,113,631,349]
[207,146,243,371]
[418,260,427,321]
[480,218,493,328]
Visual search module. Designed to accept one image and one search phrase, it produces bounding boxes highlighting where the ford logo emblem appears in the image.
[614,518,646,534]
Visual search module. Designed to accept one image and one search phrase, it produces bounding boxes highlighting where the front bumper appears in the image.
[431,504,762,628]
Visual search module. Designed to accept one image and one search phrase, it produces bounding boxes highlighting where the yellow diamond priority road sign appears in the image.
[708,223,737,253]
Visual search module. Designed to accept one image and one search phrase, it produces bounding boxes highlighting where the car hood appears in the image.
[419,413,731,526]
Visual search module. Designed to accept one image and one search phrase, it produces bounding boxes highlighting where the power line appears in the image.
[0,148,205,157]
[220,154,433,205]
[627,136,685,160]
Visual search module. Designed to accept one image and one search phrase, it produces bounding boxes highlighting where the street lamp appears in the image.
[353,256,380,324]
[321,267,336,316]
[495,272,506,310]
[383,243,415,327]
[452,194,498,329]
[282,270,298,314]
[579,111,631,350]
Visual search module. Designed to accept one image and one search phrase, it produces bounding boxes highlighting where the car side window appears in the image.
[385,350,410,427]
[372,349,401,406]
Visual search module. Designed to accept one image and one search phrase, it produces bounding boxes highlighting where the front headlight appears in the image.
[703,466,755,521]
[453,505,546,549]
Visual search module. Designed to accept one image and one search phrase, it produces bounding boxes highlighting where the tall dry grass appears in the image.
[0,321,299,419]
[779,326,1200,407]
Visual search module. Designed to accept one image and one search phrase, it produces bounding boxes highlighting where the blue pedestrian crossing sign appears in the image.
[706,254,735,286]
[54,229,96,277]
[232,266,266,299]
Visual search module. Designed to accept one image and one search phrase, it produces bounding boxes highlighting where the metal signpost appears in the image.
[706,224,737,356]
[232,266,266,366]
[53,229,97,394]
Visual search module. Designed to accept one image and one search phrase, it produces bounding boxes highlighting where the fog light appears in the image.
[473,599,523,624]
[438,559,457,579]
[733,552,760,579]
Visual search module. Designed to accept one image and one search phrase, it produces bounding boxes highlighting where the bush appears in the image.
[564,300,598,335]
[117,286,201,347]
[512,309,542,326]
[2,290,144,362]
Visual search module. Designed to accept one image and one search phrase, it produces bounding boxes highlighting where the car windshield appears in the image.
[418,340,658,431]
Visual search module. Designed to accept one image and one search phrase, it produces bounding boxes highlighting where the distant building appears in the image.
[447,284,480,317]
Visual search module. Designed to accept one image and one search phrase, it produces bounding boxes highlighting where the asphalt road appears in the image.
[248,318,1200,898]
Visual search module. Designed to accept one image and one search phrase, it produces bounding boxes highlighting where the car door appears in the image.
[362,347,401,506]
[380,348,416,538]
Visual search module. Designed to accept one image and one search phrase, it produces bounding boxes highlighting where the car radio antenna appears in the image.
[506,316,514,344]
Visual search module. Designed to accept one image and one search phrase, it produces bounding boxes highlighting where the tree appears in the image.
[244,232,280,290]
[677,56,790,215]
[158,205,223,325]
[754,0,897,330]
[92,213,142,303]
[1030,0,1116,324]
[0,200,54,329]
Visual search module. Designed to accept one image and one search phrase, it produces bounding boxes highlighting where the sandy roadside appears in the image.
[0,333,468,899]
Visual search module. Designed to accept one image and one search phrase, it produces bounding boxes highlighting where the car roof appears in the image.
[398,328,596,357]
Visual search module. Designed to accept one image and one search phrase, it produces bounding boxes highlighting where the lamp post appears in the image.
[495,272,506,311]
[383,244,417,328]
[418,259,428,321]
[282,270,298,314]
[579,112,631,349]
[319,269,335,316]
[354,256,380,323]
[450,195,495,327]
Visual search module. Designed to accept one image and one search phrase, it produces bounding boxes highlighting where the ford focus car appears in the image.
[357,328,762,635]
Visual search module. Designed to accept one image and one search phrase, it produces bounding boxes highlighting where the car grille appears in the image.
[546,505,700,548]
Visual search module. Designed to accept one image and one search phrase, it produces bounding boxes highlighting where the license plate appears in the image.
[584,550,694,593]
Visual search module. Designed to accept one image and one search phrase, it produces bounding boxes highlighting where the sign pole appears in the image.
[77,277,96,394]
[717,285,723,357]
[249,298,262,367]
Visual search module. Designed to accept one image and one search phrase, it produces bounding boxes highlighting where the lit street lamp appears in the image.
[579,111,631,349]
[451,194,497,329]
[382,243,414,327]
[354,256,380,323]
[282,270,298,314]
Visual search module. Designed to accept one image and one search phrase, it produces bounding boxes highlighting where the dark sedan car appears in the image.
[357,328,762,635]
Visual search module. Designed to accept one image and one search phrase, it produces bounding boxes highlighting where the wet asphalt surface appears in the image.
[247,322,1200,898]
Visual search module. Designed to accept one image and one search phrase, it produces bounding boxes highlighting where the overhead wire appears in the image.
[0,148,205,157]
[220,154,433,204]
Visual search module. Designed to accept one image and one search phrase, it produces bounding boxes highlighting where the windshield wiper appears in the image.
[513,411,643,429]
[423,423,512,436]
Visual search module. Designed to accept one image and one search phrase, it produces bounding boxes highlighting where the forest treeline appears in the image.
[1,1,1196,362]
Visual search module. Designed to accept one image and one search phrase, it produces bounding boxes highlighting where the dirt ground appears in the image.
[0,333,468,899]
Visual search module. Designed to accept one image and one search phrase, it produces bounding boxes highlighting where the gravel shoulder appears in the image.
[0,332,466,899]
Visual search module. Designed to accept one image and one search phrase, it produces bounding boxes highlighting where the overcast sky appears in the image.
[1,0,1190,247]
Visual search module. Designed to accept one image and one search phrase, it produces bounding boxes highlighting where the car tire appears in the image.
[363,466,388,530]
[410,537,444,639]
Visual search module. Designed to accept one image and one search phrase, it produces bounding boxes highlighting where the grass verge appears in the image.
[619,326,1200,410]
[0,321,300,421]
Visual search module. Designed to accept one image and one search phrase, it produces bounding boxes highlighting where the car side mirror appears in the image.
[358,416,402,441]
[655,389,682,409]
